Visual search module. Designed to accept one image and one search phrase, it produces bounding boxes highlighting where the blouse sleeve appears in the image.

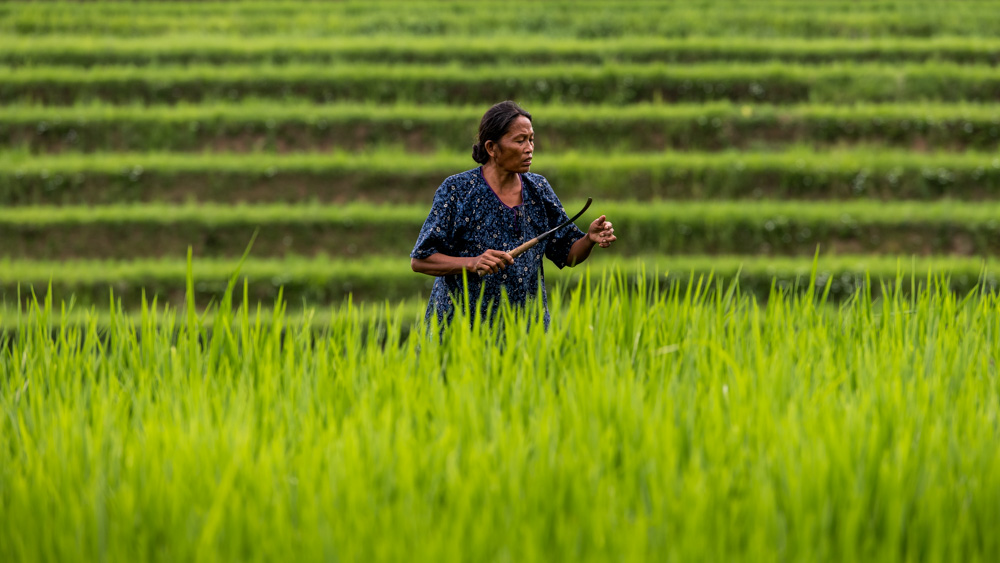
[410,177,459,260]
[536,175,586,269]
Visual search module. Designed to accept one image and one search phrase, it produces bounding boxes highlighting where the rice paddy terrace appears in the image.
[2,0,999,308]
[6,3,1000,562]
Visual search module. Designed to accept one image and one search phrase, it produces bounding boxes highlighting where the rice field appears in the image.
[3,0,1000,307]
[4,272,1000,561]
[4,0,1000,560]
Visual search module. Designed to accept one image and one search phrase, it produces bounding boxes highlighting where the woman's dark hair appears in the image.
[471,101,532,164]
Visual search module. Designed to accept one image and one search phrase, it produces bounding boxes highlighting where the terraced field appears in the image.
[8,4,1000,562]
[3,0,999,310]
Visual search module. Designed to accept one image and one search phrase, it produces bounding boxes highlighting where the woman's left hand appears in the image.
[587,215,616,248]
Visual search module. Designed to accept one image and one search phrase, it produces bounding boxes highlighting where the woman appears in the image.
[410,101,617,326]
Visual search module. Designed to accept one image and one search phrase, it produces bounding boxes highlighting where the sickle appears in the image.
[478,197,592,276]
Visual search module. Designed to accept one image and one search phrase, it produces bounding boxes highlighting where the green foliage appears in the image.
[3,61,1000,104]
[7,35,1000,66]
[4,274,1000,561]
[0,299,428,332]
[4,200,1000,260]
[6,1,1000,559]
[5,0,1000,37]
[5,101,999,153]
[2,149,1000,205]
[1,253,999,308]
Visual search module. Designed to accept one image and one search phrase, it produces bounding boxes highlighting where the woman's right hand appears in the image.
[471,249,514,276]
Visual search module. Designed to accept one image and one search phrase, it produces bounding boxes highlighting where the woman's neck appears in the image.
[482,162,521,196]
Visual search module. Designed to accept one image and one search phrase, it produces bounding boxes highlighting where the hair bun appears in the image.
[471,143,488,164]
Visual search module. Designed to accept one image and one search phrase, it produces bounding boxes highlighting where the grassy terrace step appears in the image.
[9,0,992,17]
[3,62,1000,105]
[3,149,1000,205]
[5,200,1000,260]
[0,300,429,333]
[7,102,1000,154]
[6,2,1000,38]
[2,254,998,308]
[9,36,1000,66]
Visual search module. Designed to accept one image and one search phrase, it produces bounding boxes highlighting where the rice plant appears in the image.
[3,264,999,561]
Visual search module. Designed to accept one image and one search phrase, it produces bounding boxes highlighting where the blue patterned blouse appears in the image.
[411,167,586,326]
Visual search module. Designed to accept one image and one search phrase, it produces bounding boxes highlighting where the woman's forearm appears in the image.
[411,253,474,277]
[413,249,516,276]
[566,235,597,267]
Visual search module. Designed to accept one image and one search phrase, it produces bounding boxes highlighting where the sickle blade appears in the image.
[565,197,593,226]
[537,197,592,242]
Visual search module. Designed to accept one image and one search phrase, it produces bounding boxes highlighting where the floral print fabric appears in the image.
[411,167,585,326]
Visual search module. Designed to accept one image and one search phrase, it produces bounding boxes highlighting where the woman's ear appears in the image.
[484,140,497,159]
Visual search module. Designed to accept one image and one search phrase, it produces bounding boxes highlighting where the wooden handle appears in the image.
[476,237,540,276]
[509,237,539,259]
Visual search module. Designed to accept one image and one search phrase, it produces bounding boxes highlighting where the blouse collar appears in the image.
[478,166,526,210]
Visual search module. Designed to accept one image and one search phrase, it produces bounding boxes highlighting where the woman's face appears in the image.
[489,116,534,173]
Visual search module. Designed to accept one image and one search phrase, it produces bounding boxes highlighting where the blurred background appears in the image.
[2,0,999,314]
